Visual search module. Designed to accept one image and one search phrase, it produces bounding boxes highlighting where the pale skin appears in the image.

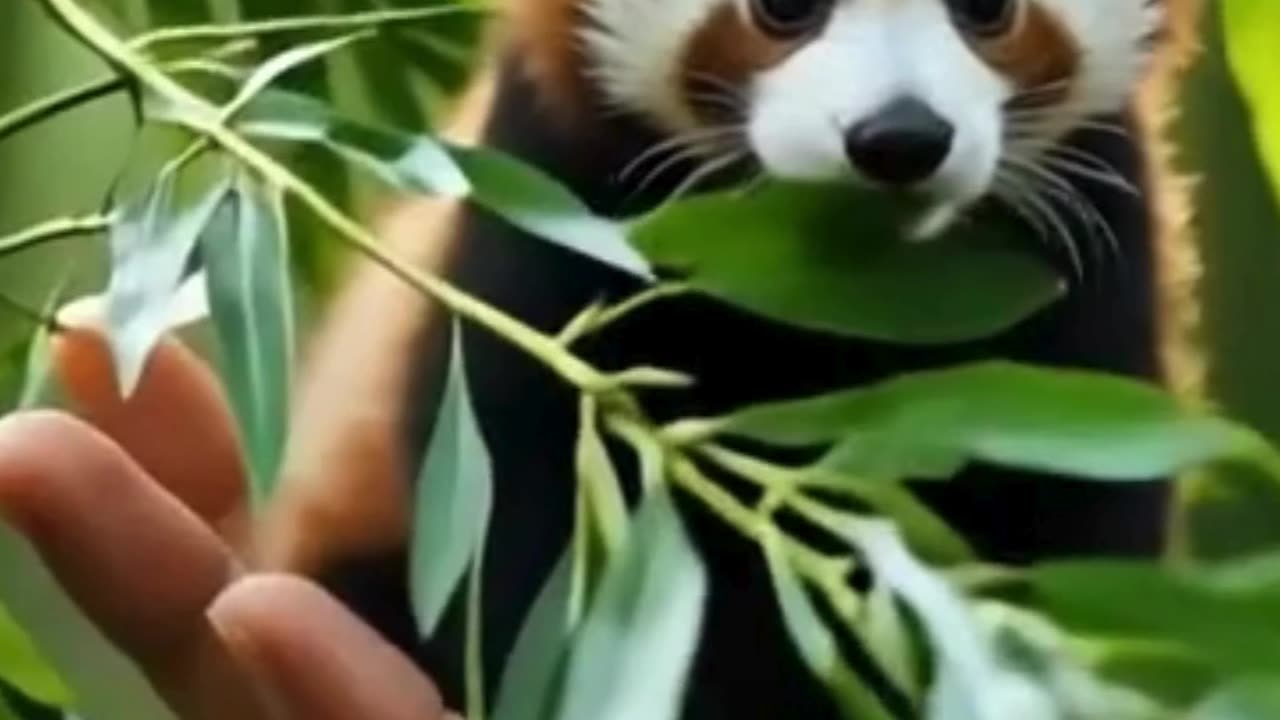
[0,322,460,720]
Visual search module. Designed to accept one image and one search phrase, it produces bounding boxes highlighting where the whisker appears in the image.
[1003,155,1120,270]
[632,141,718,198]
[998,161,1086,280]
[1039,152,1138,197]
[664,148,750,207]
[618,125,743,182]
[1046,145,1139,193]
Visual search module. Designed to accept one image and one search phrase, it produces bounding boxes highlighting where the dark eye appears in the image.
[948,0,1017,36]
[750,0,830,37]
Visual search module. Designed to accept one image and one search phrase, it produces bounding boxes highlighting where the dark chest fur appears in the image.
[326,60,1173,719]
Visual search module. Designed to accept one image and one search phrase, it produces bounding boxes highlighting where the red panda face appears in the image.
[572,0,1169,223]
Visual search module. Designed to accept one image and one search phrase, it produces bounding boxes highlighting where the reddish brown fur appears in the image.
[972,1,1080,108]
[679,2,804,122]
[504,0,593,121]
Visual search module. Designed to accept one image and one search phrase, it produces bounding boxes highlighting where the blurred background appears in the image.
[0,0,1277,717]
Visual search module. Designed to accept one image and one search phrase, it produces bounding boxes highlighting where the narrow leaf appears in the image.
[449,146,652,279]
[808,472,973,563]
[238,90,469,196]
[859,582,922,703]
[728,362,1280,483]
[629,183,1061,342]
[763,535,894,720]
[106,155,230,394]
[553,488,706,720]
[493,549,575,720]
[843,521,1045,720]
[201,174,295,506]
[224,33,368,119]
[575,397,628,554]
[410,322,494,637]
[238,91,648,277]
[0,606,71,709]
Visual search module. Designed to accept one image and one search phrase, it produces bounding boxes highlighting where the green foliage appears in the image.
[1223,0,1280,206]
[723,362,1280,482]
[0,527,173,720]
[0,607,71,709]
[552,488,706,720]
[1,1,1280,720]
[493,550,575,720]
[631,184,1062,342]
[105,152,229,393]
[1033,560,1280,677]
[765,535,893,719]
[200,172,295,505]
[411,322,493,641]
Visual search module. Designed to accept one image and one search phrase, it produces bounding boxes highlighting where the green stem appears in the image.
[0,57,246,149]
[558,283,691,346]
[128,5,488,51]
[0,214,113,261]
[0,76,124,145]
[39,0,608,393]
[665,454,856,602]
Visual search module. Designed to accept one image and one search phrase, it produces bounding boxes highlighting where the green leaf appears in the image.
[859,582,922,703]
[493,549,575,720]
[976,604,1168,720]
[106,153,230,394]
[1223,0,1280,207]
[239,90,469,196]
[0,693,16,720]
[1193,677,1280,720]
[808,472,973,563]
[0,606,71,708]
[0,527,173,720]
[1033,561,1280,676]
[628,183,1061,342]
[224,33,368,120]
[843,521,1046,720]
[448,146,652,279]
[763,535,894,720]
[553,488,706,720]
[410,321,493,637]
[727,362,1280,483]
[200,172,295,506]
[575,397,628,554]
[239,91,650,278]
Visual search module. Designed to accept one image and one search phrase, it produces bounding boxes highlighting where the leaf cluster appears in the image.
[0,2,1279,720]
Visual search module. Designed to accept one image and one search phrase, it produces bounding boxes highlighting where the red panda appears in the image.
[262,0,1203,716]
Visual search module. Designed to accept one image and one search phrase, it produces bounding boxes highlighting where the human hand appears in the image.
[0,324,455,720]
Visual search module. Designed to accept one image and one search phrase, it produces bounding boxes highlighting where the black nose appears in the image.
[844,98,954,186]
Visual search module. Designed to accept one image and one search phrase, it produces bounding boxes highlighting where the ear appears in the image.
[256,72,496,577]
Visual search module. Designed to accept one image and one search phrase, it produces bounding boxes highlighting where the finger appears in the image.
[209,574,449,720]
[0,411,269,720]
[51,325,247,528]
